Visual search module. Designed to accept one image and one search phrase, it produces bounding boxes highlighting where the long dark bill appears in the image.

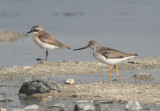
[73,45,90,51]
[27,30,32,34]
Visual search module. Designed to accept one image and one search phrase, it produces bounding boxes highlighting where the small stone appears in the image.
[23,66,30,69]
[23,104,39,110]
[125,101,142,111]
[65,79,74,84]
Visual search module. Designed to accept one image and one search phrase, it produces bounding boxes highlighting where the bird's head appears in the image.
[27,26,43,35]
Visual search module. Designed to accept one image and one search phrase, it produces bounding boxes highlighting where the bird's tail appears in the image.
[64,45,71,49]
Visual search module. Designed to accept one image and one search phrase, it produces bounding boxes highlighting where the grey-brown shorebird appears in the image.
[73,40,138,80]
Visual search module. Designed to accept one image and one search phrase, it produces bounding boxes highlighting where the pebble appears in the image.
[74,100,109,111]
[23,104,39,110]
[65,79,74,84]
[23,66,30,69]
[125,101,142,111]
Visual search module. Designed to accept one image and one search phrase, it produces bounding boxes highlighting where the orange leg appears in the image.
[114,65,119,79]
[109,66,112,80]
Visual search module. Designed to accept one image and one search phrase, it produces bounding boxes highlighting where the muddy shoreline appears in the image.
[0,57,160,105]
[0,57,160,81]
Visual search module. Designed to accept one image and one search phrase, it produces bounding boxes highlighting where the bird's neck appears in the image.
[92,46,100,54]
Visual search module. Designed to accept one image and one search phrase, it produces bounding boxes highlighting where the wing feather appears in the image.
[38,31,70,49]
[99,47,135,59]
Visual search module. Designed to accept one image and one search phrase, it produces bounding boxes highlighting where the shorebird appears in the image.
[27,26,70,60]
[73,40,138,80]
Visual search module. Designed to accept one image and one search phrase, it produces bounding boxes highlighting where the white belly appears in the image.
[94,54,135,65]
[34,38,60,50]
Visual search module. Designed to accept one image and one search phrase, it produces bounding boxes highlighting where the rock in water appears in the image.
[50,103,67,111]
[125,101,142,111]
[19,76,61,95]
[74,100,95,111]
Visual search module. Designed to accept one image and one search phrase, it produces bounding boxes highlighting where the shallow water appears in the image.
[0,70,160,110]
[49,70,160,84]
[0,0,160,68]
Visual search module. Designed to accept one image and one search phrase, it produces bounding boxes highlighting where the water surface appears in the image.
[0,0,160,67]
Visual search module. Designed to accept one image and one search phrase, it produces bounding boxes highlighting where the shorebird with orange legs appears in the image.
[73,40,138,80]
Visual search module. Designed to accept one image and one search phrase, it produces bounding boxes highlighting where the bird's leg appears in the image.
[45,49,48,61]
[114,65,119,79]
[109,66,112,80]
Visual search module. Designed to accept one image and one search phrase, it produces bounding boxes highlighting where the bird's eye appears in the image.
[33,29,38,32]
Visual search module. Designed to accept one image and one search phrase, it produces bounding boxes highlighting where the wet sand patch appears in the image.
[0,57,160,81]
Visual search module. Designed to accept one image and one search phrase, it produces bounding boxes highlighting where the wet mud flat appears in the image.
[0,57,160,110]
[0,57,160,81]
[0,31,25,43]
